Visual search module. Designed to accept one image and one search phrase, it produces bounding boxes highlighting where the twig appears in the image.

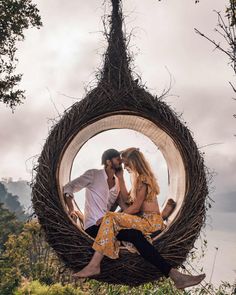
[194,28,231,58]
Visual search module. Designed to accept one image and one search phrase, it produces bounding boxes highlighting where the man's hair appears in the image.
[101,149,120,165]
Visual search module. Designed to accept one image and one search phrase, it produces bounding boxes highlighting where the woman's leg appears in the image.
[73,251,103,278]
[73,225,102,278]
[74,213,156,279]
[73,212,158,278]
[93,212,156,259]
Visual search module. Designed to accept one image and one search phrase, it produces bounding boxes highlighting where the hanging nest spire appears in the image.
[32,0,209,286]
[101,0,133,89]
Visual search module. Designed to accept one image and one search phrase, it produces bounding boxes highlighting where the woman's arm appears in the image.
[123,183,147,215]
[115,169,129,201]
[116,193,129,211]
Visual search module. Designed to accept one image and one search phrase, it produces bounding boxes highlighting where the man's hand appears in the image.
[96,217,103,226]
[69,210,78,219]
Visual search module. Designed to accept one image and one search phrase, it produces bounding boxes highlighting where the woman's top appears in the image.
[127,174,158,205]
[136,174,157,202]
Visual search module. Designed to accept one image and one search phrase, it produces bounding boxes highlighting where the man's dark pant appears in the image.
[85,225,172,276]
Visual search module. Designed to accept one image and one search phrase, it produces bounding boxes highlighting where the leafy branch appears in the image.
[0,0,42,110]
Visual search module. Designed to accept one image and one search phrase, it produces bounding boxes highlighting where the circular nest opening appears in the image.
[58,114,186,230]
[32,93,208,286]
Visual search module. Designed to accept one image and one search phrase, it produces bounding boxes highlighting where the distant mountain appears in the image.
[1,178,32,211]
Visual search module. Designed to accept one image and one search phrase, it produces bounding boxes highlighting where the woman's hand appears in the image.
[116,168,129,200]
[123,183,147,215]
[115,167,124,180]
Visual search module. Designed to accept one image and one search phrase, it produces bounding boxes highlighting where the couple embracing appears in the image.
[63,147,205,289]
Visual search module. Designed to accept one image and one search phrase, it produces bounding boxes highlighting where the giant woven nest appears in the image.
[32,0,208,286]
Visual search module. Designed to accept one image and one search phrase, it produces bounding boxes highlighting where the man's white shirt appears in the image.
[63,168,119,230]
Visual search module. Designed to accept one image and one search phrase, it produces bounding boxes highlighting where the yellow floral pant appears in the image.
[92,211,164,259]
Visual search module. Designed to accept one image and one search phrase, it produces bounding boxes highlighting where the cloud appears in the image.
[211,192,236,214]
[1,0,235,194]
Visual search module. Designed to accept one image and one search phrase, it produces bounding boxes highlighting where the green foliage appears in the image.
[0,247,21,295]
[86,278,183,295]
[0,203,23,294]
[14,280,85,295]
[0,202,23,251]
[0,220,74,293]
[0,0,42,110]
[12,279,236,295]
[2,221,63,283]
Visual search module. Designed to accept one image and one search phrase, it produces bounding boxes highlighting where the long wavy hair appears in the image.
[121,147,160,200]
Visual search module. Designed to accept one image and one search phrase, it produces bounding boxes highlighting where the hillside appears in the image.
[1,178,32,210]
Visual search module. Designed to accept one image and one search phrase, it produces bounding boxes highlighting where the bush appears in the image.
[12,277,236,295]
[14,280,85,295]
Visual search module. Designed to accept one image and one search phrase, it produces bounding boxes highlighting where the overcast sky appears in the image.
[0,0,235,288]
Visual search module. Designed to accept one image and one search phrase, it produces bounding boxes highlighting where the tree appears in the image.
[195,1,236,92]
[1,221,73,285]
[0,0,42,110]
[0,204,23,295]
[0,203,23,252]
[0,182,28,221]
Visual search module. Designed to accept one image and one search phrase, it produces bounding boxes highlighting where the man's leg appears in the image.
[85,226,205,288]
[116,229,172,276]
[83,226,205,288]
[86,225,171,275]
[85,225,100,238]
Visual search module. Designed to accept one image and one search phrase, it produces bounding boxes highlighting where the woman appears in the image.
[73,148,205,289]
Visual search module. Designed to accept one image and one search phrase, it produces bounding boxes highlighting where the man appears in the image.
[63,148,172,278]
[64,149,121,234]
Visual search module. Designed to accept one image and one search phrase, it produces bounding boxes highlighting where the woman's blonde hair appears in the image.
[121,147,160,200]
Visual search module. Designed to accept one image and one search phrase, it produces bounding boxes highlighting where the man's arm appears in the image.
[64,194,76,217]
[63,169,94,216]
[63,169,94,196]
